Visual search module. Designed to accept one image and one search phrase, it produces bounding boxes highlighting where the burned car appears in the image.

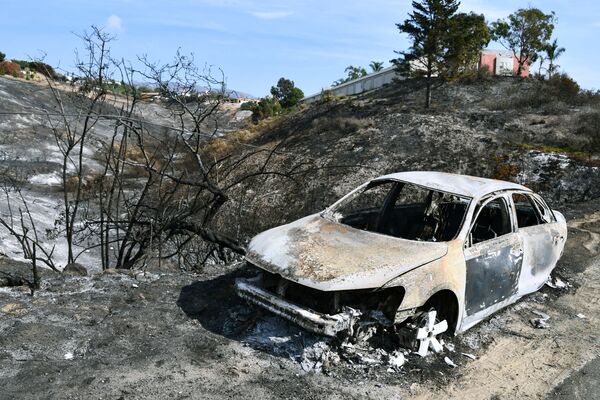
[236,171,567,355]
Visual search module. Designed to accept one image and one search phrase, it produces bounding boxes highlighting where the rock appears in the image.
[1,302,29,316]
[63,263,88,276]
[133,257,179,272]
[0,276,26,287]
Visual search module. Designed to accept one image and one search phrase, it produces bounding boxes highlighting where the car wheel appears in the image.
[397,308,448,357]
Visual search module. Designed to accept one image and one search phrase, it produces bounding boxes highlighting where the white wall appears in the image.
[302,66,402,103]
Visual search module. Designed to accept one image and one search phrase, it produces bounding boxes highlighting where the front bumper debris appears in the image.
[235,277,355,337]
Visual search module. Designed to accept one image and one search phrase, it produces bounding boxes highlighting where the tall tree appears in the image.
[369,61,385,72]
[443,12,491,79]
[393,0,460,108]
[270,77,304,108]
[491,8,555,76]
[544,38,565,78]
[333,65,368,86]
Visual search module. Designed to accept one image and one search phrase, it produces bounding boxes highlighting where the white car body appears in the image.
[236,171,567,337]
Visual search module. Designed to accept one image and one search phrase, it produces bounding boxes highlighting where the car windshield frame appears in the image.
[322,179,473,242]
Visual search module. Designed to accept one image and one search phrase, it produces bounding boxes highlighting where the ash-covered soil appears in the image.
[0,76,248,271]
[1,200,599,399]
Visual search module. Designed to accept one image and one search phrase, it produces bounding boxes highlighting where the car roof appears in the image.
[374,171,531,199]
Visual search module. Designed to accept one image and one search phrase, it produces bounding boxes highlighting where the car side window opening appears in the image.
[470,197,512,245]
[330,180,471,242]
[512,193,554,227]
[531,195,556,224]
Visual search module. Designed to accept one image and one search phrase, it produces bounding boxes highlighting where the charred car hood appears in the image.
[245,214,448,291]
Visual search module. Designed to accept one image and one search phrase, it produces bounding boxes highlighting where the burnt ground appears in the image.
[0,200,599,400]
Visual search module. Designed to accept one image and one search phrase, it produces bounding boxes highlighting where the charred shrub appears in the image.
[492,154,521,181]
[493,163,520,181]
[547,73,581,103]
[321,89,335,103]
[459,64,492,84]
[488,73,589,112]
[576,111,600,153]
[310,116,373,134]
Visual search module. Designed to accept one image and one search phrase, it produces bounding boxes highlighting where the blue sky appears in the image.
[2,0,599,96]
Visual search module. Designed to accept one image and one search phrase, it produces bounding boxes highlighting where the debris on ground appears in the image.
[387,351,406,369]
[530,310,551,329]
[462,353,477,360]
[576,313,587,319]
[546,276,571,289]
[444,356,457,368]
[301,341,330,372]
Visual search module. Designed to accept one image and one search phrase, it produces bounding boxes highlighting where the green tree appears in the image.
[491,8,556,76]
[443,12,491,79]
[333,65,368,86]
[0,52,5,62]
[241,96,283,122]
[252,97,282,122]
[369,61,385,72]
[392,0,460,107]
[270,77,304,108]
[544,38,565,78]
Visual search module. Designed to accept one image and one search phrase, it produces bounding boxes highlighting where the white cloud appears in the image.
[250,11,293,20]
[106,15,123,32]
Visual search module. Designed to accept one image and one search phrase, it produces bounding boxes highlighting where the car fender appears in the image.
[381,239,466,320]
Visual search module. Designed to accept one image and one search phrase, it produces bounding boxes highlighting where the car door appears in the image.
[463,195,524,317]
[511,192,565,295]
